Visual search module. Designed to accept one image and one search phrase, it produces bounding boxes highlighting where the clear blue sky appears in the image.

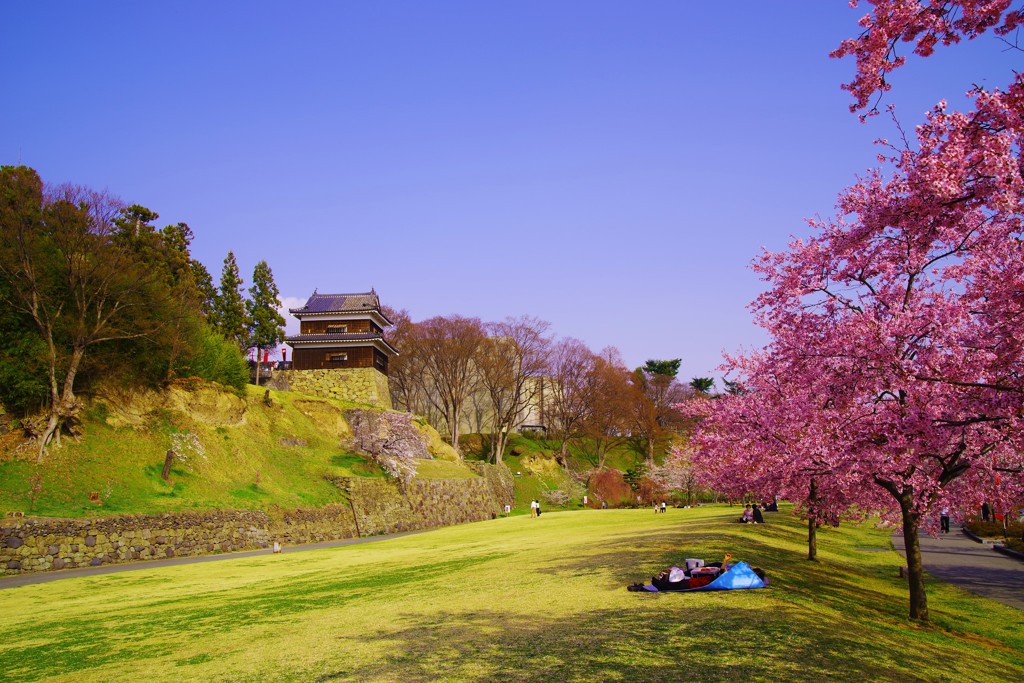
[2,2,1014,379]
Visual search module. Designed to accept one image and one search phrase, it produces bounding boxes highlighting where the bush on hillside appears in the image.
[635,476,666,506]
[540,478,585,508]
[589,468,634,508]
[0,280,52,415]
[0,335,48,416]
[181,328,250,392]
[542,489,570,507]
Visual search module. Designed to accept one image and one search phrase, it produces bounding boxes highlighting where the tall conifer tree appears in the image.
[213,251,249,352]
[246,260,285,386]
[190,261,217,318]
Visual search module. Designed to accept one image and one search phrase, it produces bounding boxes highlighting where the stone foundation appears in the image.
[341,477,502,536]
[467,462,515,509]
[1,473,502,575]
[267,368,392,409]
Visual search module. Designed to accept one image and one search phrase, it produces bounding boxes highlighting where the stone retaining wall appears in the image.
[341,477,502,537]
[1,510,277,573]
[267,368,392,409]
[1,473,500,576]
[467,462,515,509]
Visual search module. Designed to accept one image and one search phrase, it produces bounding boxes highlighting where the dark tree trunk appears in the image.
[898,491,929,621]
[162,449,176,481]
[807,477,818,561]
[873,473,932,621]
[808,516,818,561]
[493,429,508,465]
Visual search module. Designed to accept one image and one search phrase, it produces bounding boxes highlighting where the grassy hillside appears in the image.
[0,381,470,519]
[1,504,1021,681]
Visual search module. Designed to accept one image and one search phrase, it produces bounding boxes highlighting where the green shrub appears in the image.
[0,294,49,415]
[182,327,249,391]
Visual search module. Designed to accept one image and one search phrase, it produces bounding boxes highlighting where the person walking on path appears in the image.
[940,507,950,533]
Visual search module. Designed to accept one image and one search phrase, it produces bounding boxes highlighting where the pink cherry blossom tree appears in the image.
[686,350,879,561]
[346,409,429,483]
[691,1,1024,621]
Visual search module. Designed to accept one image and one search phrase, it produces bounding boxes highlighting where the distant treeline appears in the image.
[385,310,721,465]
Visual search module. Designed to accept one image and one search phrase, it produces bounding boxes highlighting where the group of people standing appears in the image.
[530,499,542,517]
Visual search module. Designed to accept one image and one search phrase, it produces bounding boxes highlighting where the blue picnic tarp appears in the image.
[640,561,766,592]
[687,561,765,591]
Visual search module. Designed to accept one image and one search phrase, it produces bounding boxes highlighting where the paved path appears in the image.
[0,530,426,590]
[892,528,1024,610]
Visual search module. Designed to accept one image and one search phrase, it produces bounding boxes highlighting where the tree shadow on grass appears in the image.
[306,603,1021,683]
[530,526,1024,670]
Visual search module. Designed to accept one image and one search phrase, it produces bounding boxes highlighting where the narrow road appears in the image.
[892,528,1024,610]
[0,530,426,590]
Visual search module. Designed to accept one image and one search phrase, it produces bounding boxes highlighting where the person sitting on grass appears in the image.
[740,505,754,523]
[752,504,764,524]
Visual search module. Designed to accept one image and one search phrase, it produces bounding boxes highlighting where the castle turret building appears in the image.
[285,290,398,375]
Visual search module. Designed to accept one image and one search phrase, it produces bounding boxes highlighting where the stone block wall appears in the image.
[1,510,274,573]
[0,505,361,575]
[270,503,359,545]
[1,474,500,576]
[342,477,502,536]
[267,368,392,409]
[467,462,515,509]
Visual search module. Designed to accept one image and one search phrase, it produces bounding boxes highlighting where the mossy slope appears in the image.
[0,381,477,518]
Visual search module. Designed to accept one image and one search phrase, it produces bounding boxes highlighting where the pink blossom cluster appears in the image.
[345,409,429,483]
[692,71,1024,522]
[832,0,1023,114]
[647,444,696,493]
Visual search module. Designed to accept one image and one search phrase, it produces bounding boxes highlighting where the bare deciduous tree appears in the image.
[414,315,486,454]
[384,307,432,418]
[576,347,634,470]
[477,316,551,463]
[629,364,692,463]
[546,337,596,467]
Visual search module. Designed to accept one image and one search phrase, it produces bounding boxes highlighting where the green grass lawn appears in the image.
[1,504,1022,682]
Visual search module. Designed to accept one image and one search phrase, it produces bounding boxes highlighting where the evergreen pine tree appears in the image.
[190,260,217,319]
[246,260,286,386]
[212,251,249,352]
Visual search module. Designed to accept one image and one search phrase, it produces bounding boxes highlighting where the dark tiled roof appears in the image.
[290,292,379,315]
